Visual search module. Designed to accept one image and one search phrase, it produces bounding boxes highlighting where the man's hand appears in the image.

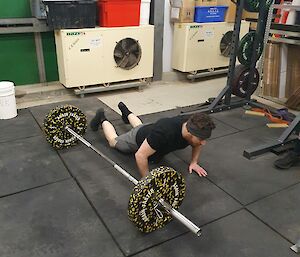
[189,163,207,177]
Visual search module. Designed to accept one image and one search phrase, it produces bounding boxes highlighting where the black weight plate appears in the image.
[244,0,273,12]
[43,105,87,149]
[232,64,260,98]
[128,166,186,233]
[238,32,263,67]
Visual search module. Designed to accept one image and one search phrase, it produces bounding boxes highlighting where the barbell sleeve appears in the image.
[65,126,201,236]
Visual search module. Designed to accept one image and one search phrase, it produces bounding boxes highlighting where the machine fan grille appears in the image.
[220,31,233,57]
[114,38,142,70]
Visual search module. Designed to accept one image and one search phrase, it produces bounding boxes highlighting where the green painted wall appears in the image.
[42,32,59,82]
[0,33,40,85]
[0,0,59,86]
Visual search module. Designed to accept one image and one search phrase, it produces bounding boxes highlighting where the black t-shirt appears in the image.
[136,116,189,162]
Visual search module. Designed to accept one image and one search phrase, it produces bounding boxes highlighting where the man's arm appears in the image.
[189,145,208,177]
[191,145,202,164]
[135,139,156,177]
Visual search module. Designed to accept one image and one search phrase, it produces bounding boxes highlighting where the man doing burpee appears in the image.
[90,102,216,178]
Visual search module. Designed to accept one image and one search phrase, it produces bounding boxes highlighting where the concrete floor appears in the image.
[16,77,298,116]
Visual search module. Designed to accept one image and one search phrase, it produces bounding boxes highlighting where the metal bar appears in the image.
[0,18,50,34]
[258,2,274,95]
[0,26,50,34]
[74,81,147,96]
[245,0,269,100]
[181,98,248,116]
[186,68,228,80]
[224,0,245,105]
[291,239,300,253]
[243,138,298,159]
[152,0,164,81]
[270,29,300,37]
[268,37,300,46]
[65,126,201,236]
[271,23,300,32]
[159,199,201,236]
[278,116,300,142]
[0,18,37,25]
[208,86,230,111]
[34,32,47,83]
[273,4,300,10]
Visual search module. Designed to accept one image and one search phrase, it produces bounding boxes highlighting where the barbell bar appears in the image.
[65,126,201,236]
[44,105,201,236]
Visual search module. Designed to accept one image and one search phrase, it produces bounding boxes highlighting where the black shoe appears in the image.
[118,102,132,124]
[274,151,300,169]
[90,108,106,131]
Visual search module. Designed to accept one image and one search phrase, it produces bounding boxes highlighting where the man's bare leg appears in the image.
[128,113,142,128]
[101,120,118,147]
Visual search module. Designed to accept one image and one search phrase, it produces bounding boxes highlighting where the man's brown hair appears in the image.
[186,113,216,140]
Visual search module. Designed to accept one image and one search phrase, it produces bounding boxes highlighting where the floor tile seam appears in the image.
[211,116,267,132]
[28,108,44,131]
[208,130,243,142]
[0,133,42,145]
[204,176,245,205]
[0,177,71,200]
[57,152,127,256]
[210,115,244,131]
[245,208,295,245]
[129,206,245,257]
[172,153,244,206]
[244,180,300,207]
[127,231,190,257]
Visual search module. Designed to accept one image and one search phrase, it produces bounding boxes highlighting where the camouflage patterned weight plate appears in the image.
[244,0,273,12]
[128,166,186,233]
[43,105,87,149]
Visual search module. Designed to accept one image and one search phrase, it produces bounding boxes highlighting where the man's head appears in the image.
[185,113,216,146]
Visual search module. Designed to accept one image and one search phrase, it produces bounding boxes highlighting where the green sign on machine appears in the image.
[190,25,202,29]
[66,32,86,36]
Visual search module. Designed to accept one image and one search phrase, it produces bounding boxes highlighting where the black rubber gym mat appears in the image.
[59,147,241,255]
[0,109,41,143]
[132,210,296,257]
[247,183,300,244]
[3,99,298,257]
[29,97,121,129]
[0,179,123,257]
[211,108,270,131]
[0,136,70,197]
[174,126,300,205]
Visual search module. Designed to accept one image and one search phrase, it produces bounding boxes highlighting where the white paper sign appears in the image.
[90,38,102,48]
[171,7,180,19]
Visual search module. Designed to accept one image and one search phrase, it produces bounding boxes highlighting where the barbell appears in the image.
[43,105,201,236]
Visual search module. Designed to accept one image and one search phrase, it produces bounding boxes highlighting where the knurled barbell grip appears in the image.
[65,126,201,236]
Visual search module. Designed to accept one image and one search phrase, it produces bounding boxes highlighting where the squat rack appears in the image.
[181,0,300,158]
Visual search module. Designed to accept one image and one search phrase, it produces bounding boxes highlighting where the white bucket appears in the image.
[140,0,151,25]
[0,81,18,120]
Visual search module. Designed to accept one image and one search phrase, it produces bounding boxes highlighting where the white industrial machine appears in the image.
[172,22,249,77]
[54,25,154,93]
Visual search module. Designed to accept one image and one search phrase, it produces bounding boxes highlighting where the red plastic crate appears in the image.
[98,0,141,27]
